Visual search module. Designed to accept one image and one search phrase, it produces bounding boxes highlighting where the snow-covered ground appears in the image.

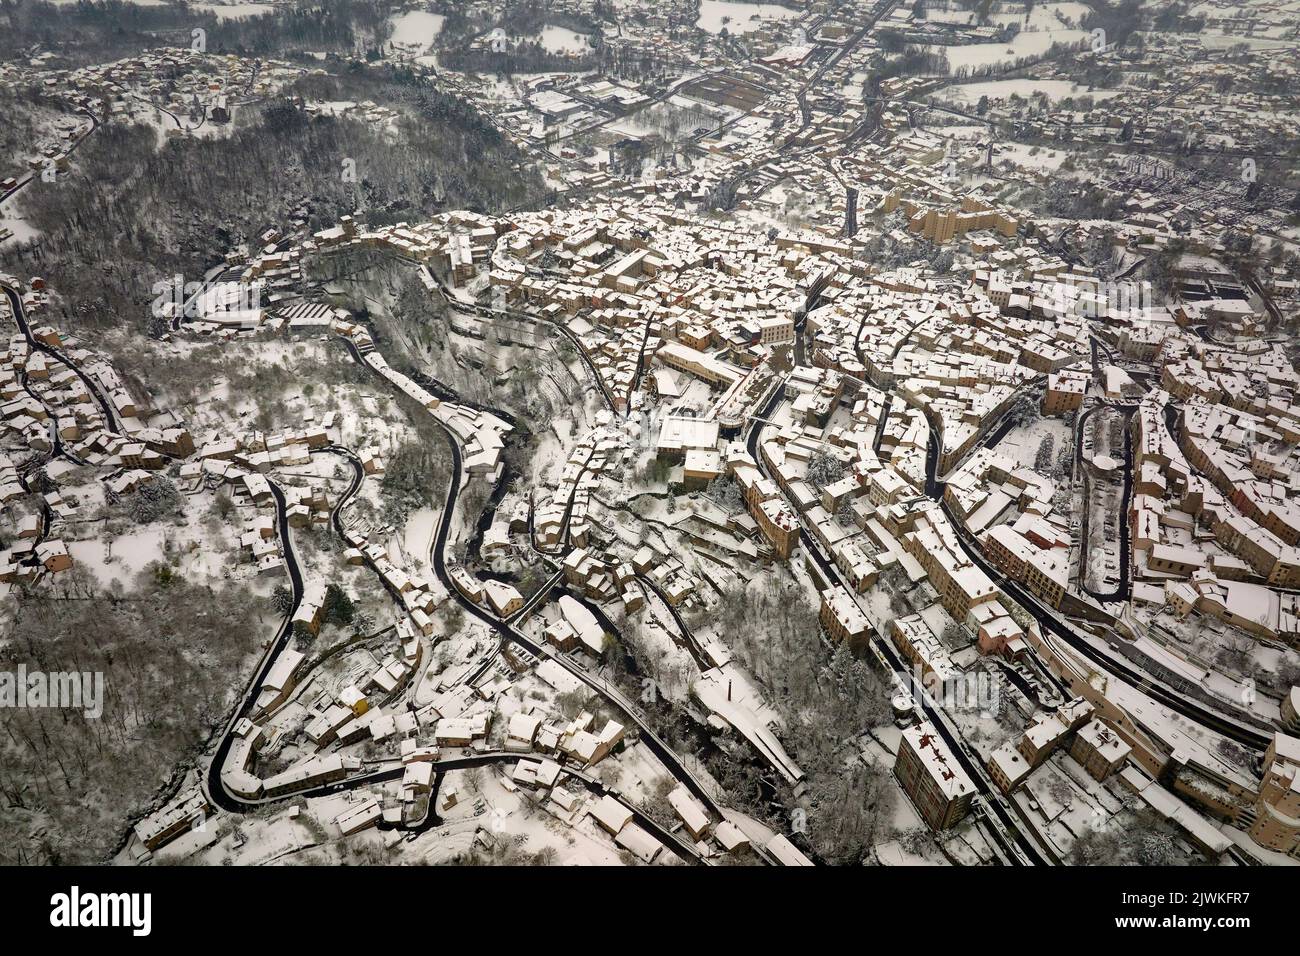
[937,79,1122,105]
[534,25,590,54]
[696,0,802,35]
[388,10,445,53]
[0,210,39,251]
[994,142,1068,172]
[938,29,1089,72]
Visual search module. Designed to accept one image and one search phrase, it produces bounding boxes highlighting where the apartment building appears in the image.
[756,496,799,559]
[1249,732,1300,857]
[894,723,976,830]
[1069,718,1133,782]
[819,585,870,649]
[982,523,1068,609]
[1043,370,1086,416]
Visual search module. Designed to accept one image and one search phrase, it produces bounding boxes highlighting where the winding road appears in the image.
[196,300,742,864]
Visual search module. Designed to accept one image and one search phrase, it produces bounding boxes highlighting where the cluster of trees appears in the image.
[638,98,718,144]
[591,42,685,86]
[1,0,396,65]
[272,582,295,614]
[286,582,374,644]
[637,455,673,486]
[1150,0,1205,34]
[876,43,952,80]
[702,175,741,212]
[322,227,566,435]
[1068,806,1193,865]
[1218,230,1259,280]
[381,438,449,525]
[1034,434,1056,472]
[442,40,596,77]
[710,583,894,864]
[616,616,692,700]
[500,339,578,425]
[111,475,185,524]
[207,0,396,57]
[859,217,957,274]
[806,450,847,489]
[4,69,543,338]
[360,261,520,414]
[447,835,560,866]
[0,565,270,864]
[431,3,483,47]
[1,0,205,63]
[1033,178,1125,222]
[1081,0,1144,52]
[436,0,600,77]
[1083,228,1118,276]
[497,0,600,37]
[388,264,451,356]
[321,583,355,628]
[0,89,57,174]
[432,0,602,47]
[1146,238,1189,301]
[785,641,896,864]
[705,475,744,513]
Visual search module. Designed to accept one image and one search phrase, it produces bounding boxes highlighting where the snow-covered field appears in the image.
[696,0,802,35]
[994,141,1068,172]
[0,210,39,250]
[389,10,445,51]
[937,79,1122,105]
[922,1,1091,73]
[937,28,1088,72]
[535,25,590,53]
